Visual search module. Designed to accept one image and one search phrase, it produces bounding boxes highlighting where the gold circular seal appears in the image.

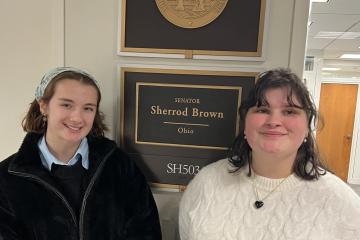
[155,0,228,29]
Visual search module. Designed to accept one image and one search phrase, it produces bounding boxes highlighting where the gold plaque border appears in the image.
[150,182,187,192]
[120,0,266,58]
[120,67,258,190]
[135,82,242,150]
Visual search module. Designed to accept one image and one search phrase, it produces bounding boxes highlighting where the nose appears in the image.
[69,109,82,123]
[265,112,282,128]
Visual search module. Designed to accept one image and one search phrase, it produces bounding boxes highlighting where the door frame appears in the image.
[315,78,360,184]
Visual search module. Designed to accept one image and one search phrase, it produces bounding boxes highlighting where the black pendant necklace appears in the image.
[254,200,264,209]
[252,175,289,210]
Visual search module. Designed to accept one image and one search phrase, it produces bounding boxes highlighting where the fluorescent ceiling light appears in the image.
[321,72,332,76]
[340,54,360,59]
[314,32,341,39]
[314,31,360,39]
[311,0,329,2]
[340,32,360,39]
[322,67,340,71]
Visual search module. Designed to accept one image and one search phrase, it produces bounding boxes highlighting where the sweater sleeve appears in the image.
[122,154,162,240]
[178,164,210,240]
[331,187,360,239]
[0,181,26,240]
[319,174,360,239]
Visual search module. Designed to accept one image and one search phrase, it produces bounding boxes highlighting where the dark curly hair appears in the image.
[22,71,108,137]
[228,68,327,180]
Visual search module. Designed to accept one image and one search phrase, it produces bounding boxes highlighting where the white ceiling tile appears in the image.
[349,22,360,32]
[307,37,334,50]
[307,0,360,74]
[311,0,360,15]
[308,14,360,36]
[326,39,360,51]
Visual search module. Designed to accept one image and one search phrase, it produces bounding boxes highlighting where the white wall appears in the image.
[0,0,310,239]
[0,0,64,160]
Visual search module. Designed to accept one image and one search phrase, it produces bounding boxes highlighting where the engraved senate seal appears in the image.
[155,0,228,29]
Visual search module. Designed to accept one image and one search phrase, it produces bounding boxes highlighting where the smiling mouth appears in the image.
[261,132,286,136]
[64,124,82,131]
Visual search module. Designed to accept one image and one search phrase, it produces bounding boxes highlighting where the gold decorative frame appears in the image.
[119,0,266,58]
[134,82,242,150]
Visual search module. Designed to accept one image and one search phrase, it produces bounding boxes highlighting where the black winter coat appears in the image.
[0,133,162,240]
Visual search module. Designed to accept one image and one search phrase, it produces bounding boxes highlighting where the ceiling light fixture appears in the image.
[314,32,341,39]
[340,32,360,39]
[314,31,360,39]
[322,67,340,71]
[311,0,329,2]
[340,54,360,59]
[321,72,332,76]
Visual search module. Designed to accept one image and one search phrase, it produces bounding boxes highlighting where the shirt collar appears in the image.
[37,135,89,171]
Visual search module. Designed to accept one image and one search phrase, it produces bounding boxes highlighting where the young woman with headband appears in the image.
[0,67,162,240]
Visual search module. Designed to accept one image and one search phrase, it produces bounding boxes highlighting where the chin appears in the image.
[65,138,83,145]
[263,146,286,154]
[63,133,86,143]
[261,143,281,152]
[265,149,282,154]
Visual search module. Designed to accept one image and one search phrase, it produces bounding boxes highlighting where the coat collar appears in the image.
[8,132,44,174]
[8,132,116,179]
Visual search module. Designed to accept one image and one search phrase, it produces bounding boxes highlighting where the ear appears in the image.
[39,100,48,115]
[305,131,309,139]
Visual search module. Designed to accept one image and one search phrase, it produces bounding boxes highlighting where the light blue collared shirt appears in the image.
[37,136,89,171]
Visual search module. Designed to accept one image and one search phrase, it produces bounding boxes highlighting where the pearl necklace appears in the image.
[252,175,290,209]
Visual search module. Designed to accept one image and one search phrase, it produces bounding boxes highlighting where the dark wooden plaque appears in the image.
[120,68,257,189]
[120,0,266,57]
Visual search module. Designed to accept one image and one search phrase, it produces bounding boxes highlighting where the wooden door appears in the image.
[316,83,358,181]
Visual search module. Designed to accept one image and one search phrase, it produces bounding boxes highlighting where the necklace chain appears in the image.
[252,175,290,209]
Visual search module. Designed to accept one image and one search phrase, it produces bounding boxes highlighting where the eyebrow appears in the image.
[57,98,97,107]
[256,103,304,109]
[286,104,304,109]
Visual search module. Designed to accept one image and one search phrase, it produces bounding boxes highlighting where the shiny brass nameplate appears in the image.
[155,0,228,29]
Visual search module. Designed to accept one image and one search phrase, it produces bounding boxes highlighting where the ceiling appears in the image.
[306,0,360,78]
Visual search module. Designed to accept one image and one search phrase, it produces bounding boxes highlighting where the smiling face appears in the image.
[39,79,98,149]
[244,87,309,162]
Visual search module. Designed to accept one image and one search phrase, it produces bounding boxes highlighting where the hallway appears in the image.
[351,184,360,196]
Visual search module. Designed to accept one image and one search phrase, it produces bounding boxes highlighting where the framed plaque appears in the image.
[119,0,266,58]
[120,67,257,189]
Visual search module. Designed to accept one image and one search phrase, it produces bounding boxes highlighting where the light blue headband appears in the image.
[35,67,100,101]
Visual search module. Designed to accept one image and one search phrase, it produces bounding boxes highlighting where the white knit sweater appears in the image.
[179,159,360,240]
